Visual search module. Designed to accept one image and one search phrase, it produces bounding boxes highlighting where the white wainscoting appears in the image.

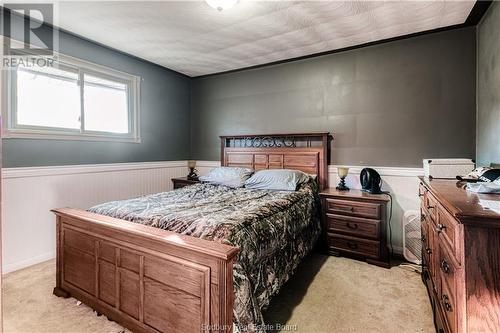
[2,160,423,273]
[2,161,188,273]
[197,161,424,255]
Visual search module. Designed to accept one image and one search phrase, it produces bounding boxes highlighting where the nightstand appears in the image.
[319,188,391,268]
[171,177,200,189]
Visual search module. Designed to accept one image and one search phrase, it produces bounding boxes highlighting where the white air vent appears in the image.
[403,210,422,264]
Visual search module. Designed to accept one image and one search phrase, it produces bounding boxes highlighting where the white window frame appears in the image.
[2,42,141,143]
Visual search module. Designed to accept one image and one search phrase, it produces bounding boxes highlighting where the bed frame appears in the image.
[52,132,331,333]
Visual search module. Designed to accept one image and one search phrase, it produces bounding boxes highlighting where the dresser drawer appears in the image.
[419,183,428,205]
[440,274,457,333]
[437,206,460,261]
[326,214,380,239]
[425,192,438,222]
[438,242,458,301]
[327,233,380,259]
[421,216,431,268]
[325,198,381,219]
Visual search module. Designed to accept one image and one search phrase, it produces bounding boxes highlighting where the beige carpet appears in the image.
[3,254,434,333]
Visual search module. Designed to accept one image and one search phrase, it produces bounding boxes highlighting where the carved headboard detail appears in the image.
[220,133,331,190]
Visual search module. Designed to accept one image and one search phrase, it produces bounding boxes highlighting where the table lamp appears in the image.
[187,160,199,180]
[336,167,349,191]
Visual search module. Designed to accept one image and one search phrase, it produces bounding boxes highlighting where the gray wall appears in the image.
[2,15,191,168]
[190,28,477,167]
[477,2,500,167]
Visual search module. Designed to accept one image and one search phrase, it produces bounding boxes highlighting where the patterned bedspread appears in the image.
[88,182,321,333]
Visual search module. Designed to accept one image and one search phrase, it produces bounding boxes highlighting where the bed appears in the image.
[52,132,330,333]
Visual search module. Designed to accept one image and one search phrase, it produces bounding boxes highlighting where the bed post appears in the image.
[220,136,227,166]
[321,132,329,190]
[53,215,69,298]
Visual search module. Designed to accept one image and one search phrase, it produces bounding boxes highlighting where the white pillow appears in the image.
[244,169,310,191]
[199,167,254,188]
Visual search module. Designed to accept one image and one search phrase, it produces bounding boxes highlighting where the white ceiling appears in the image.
[56,1,476,77]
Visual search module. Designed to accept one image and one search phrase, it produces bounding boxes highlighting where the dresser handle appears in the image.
[346,222,358,230]
[426,248,432,255]
[420,214,426,222]
[442,294,452,312]
[441,260,450,274]
[437,223,445,232]
[427,205,435,210]
[347,242,358,250]
[421,234,426,242]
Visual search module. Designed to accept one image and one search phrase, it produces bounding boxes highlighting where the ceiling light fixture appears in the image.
[205,0,238,11]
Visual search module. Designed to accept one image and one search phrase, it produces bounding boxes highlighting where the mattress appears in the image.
[88,182,321,333]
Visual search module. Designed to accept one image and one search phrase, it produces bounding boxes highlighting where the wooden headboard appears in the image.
[220,132,331,190]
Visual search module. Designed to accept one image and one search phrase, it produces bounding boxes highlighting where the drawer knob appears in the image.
[441,260,450,274]
[346,222,358,230]
[420,214,426,222]
[426,248,432,255]
[436,223,445,232]
[421,234,426,242]
[442,294,452,312]
[427,205,435,210]
[347,242,358,250]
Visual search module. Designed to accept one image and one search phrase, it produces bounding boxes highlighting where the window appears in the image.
[4,51,140,142]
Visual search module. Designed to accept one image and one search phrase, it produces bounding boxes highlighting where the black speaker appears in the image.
[360,168,382,194]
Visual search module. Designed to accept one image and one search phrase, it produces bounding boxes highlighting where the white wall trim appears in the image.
[329,165,423,177]
[196,160,221,168]
[197,160,423,178]
[2,160,188,179]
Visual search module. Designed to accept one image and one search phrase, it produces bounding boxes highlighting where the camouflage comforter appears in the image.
[88,181,321,333]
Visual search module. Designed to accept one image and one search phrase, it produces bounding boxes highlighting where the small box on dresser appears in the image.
[319,188,390,268]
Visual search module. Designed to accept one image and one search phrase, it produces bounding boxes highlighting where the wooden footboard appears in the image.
[52,208,239,333]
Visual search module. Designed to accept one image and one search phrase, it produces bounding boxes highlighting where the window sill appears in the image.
[2,129,141,143]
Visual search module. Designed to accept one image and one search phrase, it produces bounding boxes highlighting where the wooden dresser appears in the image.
[419,177,500,333]
[319,189,390,268]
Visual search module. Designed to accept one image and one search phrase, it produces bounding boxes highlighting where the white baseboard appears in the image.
[3,251,55,274]
[391,245,404,255]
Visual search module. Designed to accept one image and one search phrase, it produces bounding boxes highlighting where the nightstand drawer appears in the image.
[325,198,381,219]
[326,214,380,239]
[327,233,380,259]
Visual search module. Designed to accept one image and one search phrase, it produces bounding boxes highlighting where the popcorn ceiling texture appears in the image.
[57,1,475,76]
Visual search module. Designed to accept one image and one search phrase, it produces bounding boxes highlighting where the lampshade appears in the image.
[337,167,349,178]
[205,0,238,11]
[188,160,196,169]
